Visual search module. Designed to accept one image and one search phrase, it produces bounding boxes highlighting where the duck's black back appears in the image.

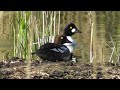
[34,43,71,62]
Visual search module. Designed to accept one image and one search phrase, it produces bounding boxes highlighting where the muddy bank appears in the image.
[0,57,120,79]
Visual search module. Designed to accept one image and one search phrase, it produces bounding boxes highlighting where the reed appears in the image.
[89,11,94,63]
[107,33,119,64]
[26,11,33,79]
[58,11,61,35]
[11,11,61,78]
[12,11,61,61]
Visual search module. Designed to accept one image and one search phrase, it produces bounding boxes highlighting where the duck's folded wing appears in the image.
[40,43,69,53]
[50,45,69,53]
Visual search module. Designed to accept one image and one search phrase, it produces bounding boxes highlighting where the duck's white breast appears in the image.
[63,36,77,53]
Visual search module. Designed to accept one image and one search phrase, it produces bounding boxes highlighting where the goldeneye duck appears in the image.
[62,23,82,53]
[32,23,82,62]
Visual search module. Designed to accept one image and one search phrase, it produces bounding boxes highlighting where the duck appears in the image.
[32,23,82,62]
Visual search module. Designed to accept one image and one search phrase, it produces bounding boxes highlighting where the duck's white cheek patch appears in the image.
[71,28,76,33]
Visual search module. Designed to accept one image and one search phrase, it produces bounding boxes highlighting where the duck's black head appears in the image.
[64,23,82,36]
[54,35,71,45]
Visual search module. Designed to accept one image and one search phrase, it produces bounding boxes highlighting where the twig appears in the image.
[109,46,115,63]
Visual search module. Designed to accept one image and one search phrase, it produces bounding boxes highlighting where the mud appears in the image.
[0,57,120,79]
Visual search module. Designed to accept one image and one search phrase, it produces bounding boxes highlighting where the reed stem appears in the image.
[89,11,94,63]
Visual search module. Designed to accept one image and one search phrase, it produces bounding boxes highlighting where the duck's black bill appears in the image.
[75,29,82,33]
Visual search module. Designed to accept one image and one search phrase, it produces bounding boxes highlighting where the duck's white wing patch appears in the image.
[58,48,64,53]
[50,48,59,52]
[50,47,67,53]
[60,46,69,50]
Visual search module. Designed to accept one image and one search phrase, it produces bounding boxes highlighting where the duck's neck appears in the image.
[54,34,65,45]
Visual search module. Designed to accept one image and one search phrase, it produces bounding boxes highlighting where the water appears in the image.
[0,11,14,60]
[0,11,120,63]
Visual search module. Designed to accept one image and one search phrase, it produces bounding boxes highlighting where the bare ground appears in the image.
[0,57,120,79]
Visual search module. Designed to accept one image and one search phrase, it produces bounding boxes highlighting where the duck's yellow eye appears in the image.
[70,26,72,29]
[61,37,63,39]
